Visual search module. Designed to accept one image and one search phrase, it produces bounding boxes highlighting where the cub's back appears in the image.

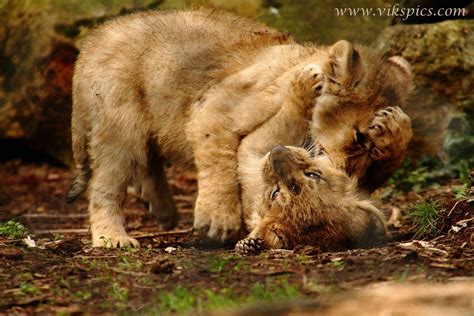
[74,10,291,95]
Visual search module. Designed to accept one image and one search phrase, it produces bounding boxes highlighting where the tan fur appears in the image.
[246,146,387,250]
[70,10,412,247]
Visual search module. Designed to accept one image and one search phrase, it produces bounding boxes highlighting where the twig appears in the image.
[73,255,118,259]
[0,238,23,244]
[447,199,465,217]
[132,228,193,239]
[249,269,296,276]
[23,213,88,218]
[33,229,89,235]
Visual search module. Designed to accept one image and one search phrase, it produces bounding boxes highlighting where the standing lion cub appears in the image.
[68,10,413,247]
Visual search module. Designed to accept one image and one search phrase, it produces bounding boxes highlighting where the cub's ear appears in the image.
[387,56,413,80]
[387,56,414,96]
[324,40,363,89]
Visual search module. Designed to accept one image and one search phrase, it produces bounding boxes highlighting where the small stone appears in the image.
[165,246,177,254]
[22,236,36,248]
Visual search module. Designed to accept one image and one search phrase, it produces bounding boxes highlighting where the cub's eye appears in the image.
[304,171,321,180]
[270,186,280,200]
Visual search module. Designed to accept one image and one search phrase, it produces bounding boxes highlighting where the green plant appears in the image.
[452,185,470,200]
[408,200,442,239]
[74,290,92,300]
[330,258,345,269]
[205,288,238,309]
[207,256,232,273]
[110,283,128,302]
[117,256,142,271]
[388,156,445,194]
[19,283,39,295]
[0,220,26,238]
[295,254,309,264]
[249,279,299,303]
[157,286,195,314]
[386,155,473,198]
[148,279,301,314]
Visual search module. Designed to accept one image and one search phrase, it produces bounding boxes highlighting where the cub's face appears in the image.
[310,41,414,180]
[255,145,358,249]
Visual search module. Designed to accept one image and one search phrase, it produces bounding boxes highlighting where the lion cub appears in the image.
[236,145,387,254]
[69,9,412,247]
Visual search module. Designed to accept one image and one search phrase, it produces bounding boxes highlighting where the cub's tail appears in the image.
[66,169,90,203]
[66,92,91,203]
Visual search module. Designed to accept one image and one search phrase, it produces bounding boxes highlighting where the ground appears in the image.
[0,160,472,315]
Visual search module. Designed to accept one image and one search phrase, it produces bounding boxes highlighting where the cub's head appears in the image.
[311,40,414,181]
[253,145,386,250]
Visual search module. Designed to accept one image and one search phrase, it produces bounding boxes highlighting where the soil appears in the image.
[0,160,472,315]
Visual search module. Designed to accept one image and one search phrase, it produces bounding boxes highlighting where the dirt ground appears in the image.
[0,160,472,315]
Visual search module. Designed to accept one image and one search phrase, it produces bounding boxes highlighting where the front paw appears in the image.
[235,238,265,255]
[291,64,325,111]
[368,106,412,160]
[92,234,140,248]
[193,203,241,244]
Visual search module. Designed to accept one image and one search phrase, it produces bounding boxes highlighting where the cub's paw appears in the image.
[235,238,265,255]
[367,106,412,160]
[291,64,325,110]
[193,207,241,245]
[92,234,140,248]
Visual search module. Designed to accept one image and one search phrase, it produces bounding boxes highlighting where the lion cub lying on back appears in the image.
[236,145,387,254]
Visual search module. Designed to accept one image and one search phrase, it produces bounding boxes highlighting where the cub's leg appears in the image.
[88,124,142,248]
[363,106,412,190]
[187,116,242,244]
[136,148,179,230]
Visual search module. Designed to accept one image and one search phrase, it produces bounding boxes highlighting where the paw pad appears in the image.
[235,238,265,255]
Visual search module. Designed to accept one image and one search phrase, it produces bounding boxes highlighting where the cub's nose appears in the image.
[269,146,300,195]
[270,146,294,175]
[270,145,291,163]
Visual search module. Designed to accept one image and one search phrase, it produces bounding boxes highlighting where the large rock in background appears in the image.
[374,20,474,160]
[0,0,159,165]
[258,0,392,44]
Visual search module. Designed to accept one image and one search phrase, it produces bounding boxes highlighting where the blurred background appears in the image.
[0,0,472,179]
[0,1,473,314]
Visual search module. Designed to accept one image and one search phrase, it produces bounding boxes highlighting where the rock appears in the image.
[0,0,160,166]
[258,0,392,44]
[374,20,474,158]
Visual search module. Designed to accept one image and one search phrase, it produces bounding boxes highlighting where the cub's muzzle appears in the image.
[269,146,301,195]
